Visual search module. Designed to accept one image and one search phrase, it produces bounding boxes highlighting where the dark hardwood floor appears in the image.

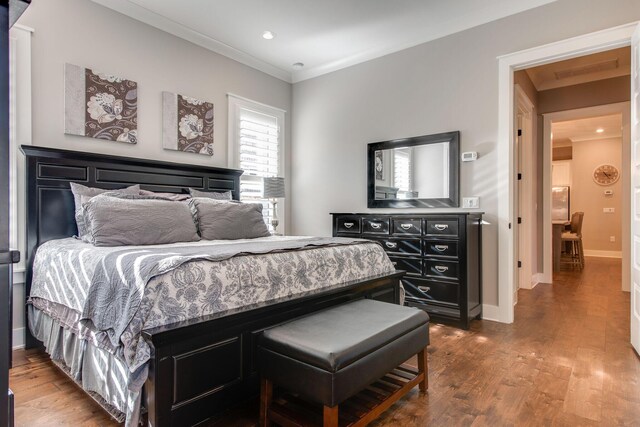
[10,257,640,426]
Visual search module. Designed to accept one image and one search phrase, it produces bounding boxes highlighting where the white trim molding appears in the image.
[12,268,25,285]
[532,273,545,287]
[10,25,33,351]
[497,21,638,324]
[584,250,623,259]
[13,328,25,350]
[481,304,502,323]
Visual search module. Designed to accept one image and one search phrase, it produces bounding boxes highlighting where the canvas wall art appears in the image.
[163,92,214,156]
[64,63,137,143]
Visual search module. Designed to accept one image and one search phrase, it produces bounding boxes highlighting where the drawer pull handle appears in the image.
[434,266,449,273]
[343,222,354,229]
[400,223,413,230]
[434,224,449,231]
[385,242,398,249]
[370,223,382,229]
[434,245,449,252]
[418,286,431,293]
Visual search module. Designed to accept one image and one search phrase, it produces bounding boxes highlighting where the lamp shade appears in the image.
[263,177,285,198]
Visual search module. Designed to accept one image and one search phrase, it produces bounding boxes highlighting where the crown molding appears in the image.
[91,0,293,83]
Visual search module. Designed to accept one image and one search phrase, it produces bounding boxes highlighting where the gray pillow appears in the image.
[70,182,140,237]
[188,188,233,200]
[139,189,191,201]
[191,198,270,240]
[82,194,199,246]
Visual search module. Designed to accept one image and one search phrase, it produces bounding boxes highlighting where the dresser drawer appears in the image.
[424,240,459,259]
[388,256,422,276]
[335,216,361,234]
[391,218,422,236]
[425,219,459,237]
[424,259,459,281]
[362,217,390,235]
[376,238,421,256]
[402,277,459,306]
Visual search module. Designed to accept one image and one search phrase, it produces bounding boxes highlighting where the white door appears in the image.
[515,86,534,293]
[631,22,640,355]
[515,113,522,304]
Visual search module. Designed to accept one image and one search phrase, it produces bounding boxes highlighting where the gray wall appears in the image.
[12,0,292,345]
[539,76,630,114]
[291,0,640,307]
[19,0,291,166]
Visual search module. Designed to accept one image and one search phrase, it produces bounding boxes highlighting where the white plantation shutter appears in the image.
[394,148,412,195]
[228,95,285,231]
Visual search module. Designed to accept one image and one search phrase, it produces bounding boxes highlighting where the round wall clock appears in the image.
[592,164,619,186]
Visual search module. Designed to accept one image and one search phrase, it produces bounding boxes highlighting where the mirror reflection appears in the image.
[374,142,450,200]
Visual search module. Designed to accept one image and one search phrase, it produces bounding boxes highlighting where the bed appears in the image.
[20,145,404,426]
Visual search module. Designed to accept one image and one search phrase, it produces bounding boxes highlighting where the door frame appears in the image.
[496,21,638,323]
[541,103,631,288]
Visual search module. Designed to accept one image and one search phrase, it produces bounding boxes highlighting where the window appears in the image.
[228,94,286,232]
[393,147,413,198]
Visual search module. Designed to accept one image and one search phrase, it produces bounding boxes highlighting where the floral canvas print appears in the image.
[64,64,137,143]
[162,92,214,156]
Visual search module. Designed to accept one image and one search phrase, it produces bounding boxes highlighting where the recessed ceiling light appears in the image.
[292,62,304,70]
[262,31,275,40]
[596,128,604,133]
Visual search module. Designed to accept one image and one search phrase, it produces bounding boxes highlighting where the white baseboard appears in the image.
[13,268,25,285]
[481,304,501,322]
[12,327,25,350]
[584,250,622,259]
[531,273,544,287]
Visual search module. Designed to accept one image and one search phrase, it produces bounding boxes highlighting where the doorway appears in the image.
[512,47,631,296]
[496,22,640,353]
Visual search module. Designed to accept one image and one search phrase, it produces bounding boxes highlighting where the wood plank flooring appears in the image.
[10,257,640,426]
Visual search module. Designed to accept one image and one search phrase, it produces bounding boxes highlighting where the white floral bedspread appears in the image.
[29,236,395,391]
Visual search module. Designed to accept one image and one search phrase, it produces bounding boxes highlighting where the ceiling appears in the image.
[93,0,557,83]
[525,47,631,91]
[552,114,622,144]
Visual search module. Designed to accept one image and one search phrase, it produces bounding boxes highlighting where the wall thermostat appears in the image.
[461,152,478,162]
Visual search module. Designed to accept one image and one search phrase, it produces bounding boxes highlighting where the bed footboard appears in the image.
[142,271,403,427]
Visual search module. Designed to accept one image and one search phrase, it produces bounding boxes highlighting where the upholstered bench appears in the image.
[258,299,429,427]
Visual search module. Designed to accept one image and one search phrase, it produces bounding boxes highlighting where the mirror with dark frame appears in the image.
[367,131,460,208]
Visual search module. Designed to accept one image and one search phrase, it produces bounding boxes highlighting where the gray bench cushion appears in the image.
[258,299,429,406]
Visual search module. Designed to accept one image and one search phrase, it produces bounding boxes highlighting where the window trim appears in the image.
[227,93,286,233]
[9,24,33,278]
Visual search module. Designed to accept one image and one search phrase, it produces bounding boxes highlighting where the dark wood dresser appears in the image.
[331,213,482,329]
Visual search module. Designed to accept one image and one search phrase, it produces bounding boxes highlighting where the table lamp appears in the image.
[263,177,285,234]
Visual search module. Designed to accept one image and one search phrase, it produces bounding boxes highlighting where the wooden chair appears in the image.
[561,212,584,270]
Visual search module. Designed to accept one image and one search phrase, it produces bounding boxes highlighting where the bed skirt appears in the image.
[28,305,143,426]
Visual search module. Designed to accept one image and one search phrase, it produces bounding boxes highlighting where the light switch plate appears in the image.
[463,197,480,209]
[603,207,615,213]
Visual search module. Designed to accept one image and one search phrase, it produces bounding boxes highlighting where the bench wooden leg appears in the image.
[260,377,273,427]
[417,347,428,392]
[323,405,339,427]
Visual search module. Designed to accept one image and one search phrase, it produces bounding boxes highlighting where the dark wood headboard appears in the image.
[20,145,243,348]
